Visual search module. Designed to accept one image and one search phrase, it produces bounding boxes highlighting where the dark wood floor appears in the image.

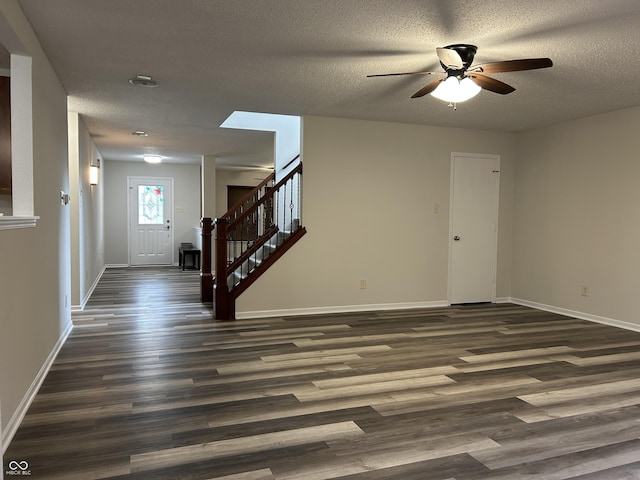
[5,267,640,479]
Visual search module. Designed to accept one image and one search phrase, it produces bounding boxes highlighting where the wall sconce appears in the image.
[90,158,100,186]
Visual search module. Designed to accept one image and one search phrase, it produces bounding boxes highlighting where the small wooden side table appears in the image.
[179,243,201,271]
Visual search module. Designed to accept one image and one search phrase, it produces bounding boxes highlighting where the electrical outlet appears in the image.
[581,285,590,297]
[359,279,367,289]
[433,203,440,214]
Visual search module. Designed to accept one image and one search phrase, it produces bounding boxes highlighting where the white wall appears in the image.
[104,161,201,265]
[513,105,640,328]
[237,116,516,316]
[0,0,71,451]
[68,112,104,308]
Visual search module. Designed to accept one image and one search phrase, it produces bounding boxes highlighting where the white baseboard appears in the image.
[510,297,640,333]
[72,265,107,312]
[240,297,640,334]
[236,300,449,319]
[2,321,74,455]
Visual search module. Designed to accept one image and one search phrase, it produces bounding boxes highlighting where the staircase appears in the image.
[200,159,306,320]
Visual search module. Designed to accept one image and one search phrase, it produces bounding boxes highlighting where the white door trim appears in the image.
[447,152,500,305]
[127,176,175,266]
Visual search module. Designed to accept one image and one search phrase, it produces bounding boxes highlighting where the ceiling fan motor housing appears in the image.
[441,44,477,71]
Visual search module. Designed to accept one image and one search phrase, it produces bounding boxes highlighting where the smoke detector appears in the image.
[128,75,158,87]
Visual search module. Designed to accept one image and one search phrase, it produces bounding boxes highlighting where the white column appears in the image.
[10,54,34,216]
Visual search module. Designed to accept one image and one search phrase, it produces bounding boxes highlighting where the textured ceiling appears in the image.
[15,0,640,166]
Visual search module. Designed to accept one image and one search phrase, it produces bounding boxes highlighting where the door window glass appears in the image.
[138,185,164,224]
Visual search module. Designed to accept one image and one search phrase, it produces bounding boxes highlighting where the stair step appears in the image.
[227,220,303,290]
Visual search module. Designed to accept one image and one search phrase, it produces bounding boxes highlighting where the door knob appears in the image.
[453,235,461,241]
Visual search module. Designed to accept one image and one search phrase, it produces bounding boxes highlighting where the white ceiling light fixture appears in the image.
[131,130,149,137]
[430,76,481,105]
[128,74,158,87]
[143,154,162,164]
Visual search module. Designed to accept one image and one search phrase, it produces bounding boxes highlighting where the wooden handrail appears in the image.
[280,153,301,172]
[227,162,303,231]
[223,170,275,221]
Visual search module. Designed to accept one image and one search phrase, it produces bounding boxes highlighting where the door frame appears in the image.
[127,176,175,266]
[447,152,500,305]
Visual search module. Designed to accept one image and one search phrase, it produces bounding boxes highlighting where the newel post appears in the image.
[214,217,231,320]
[200,217,213,303]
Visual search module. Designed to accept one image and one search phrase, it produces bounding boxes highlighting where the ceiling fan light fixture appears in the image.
[431,76,481,103]
[143,154,162,164]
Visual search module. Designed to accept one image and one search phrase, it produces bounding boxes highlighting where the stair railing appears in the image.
[203,158,305,319]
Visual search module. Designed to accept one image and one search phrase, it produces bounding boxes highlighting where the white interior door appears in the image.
[129,177,174,266]
[448,153,500,304]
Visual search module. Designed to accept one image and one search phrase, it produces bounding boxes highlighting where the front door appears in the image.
[448,153,500,304]
[129,177,174,266]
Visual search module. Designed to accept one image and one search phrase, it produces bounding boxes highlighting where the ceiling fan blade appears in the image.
[436,47,464,69]
[468,74,515,94]
[473,58,553,74]
[411,77,445,98]
[367,71,437,78]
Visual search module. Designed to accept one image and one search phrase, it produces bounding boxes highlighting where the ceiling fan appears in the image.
[367,44,552,105]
